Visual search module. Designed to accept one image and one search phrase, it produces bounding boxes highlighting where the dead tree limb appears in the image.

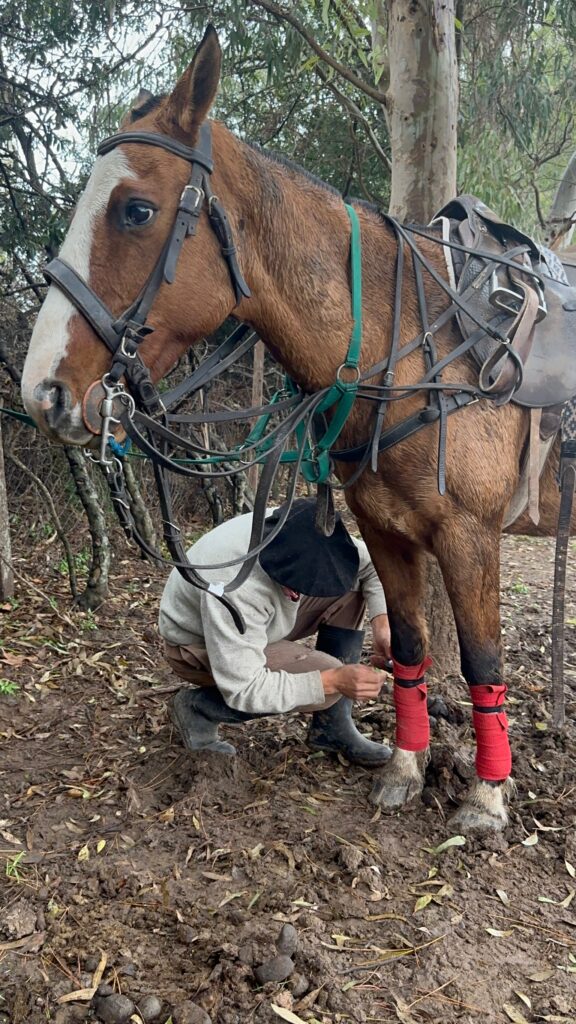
[7,448,78,598]
[64,448,110,610]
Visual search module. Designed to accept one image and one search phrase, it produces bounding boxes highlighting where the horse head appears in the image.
[22,25,247,444]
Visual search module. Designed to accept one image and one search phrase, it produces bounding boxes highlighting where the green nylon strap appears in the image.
[296,203,363,482]
[0,407,36,427]
[344,202,362,369]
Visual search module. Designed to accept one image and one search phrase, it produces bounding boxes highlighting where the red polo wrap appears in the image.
[471,683,511,781]
[393,657,432,751]
[392,656,432,680]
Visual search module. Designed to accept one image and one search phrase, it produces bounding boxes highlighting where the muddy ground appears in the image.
[0,534,575,1024]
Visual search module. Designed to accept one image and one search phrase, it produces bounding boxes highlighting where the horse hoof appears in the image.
[369,771,423,810]
[448,802,507,834]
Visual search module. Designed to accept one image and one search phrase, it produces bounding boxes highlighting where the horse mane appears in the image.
[246,141,340,197]
[130,93,166,121]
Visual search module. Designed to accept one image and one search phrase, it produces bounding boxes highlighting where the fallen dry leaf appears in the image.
[57,988,98,1005]
[503,1003,530,1024]
[270,1006,308,1024]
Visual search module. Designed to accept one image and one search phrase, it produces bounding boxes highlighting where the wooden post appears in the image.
[0,402,14,600]
[247,342,265,495]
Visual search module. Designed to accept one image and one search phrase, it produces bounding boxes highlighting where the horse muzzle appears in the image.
[24,379,92,445]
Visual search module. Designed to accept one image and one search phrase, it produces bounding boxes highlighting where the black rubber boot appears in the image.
[307,623,391,767]
[172,687,261,756]
[315,622,366,663]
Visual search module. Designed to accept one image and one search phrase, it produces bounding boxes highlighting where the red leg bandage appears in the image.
[393,657,432,752]
[471,683,511,782]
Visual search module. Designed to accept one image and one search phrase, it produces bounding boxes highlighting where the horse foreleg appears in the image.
[435,520,511,833]
[358,527,430,810]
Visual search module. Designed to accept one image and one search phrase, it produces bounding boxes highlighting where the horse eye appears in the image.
[124,201,156,227]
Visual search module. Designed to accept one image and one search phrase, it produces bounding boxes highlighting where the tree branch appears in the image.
[7,449,79,598]
[248,0,388,106]
[314,63,391,170]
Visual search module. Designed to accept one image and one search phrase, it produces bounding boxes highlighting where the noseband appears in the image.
[43,122,251,418]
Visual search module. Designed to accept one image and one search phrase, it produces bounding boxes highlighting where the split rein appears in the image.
[41,121,545,630]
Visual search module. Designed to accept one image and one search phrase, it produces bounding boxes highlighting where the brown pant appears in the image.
[163,589,366,713]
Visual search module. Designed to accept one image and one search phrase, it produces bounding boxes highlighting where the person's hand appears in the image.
[321,664,383,701]
[370,613,392,668]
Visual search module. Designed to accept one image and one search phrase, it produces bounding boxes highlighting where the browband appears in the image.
[97,126,214,172]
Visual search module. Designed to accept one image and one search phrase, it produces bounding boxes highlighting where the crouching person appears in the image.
[159,499,391,766]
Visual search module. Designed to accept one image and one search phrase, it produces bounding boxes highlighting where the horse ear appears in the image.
[165,24,221,134]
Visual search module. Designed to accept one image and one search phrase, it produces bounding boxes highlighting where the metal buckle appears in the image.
[180,184,204,210]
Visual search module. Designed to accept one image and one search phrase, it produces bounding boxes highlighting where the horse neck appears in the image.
[213,123,398,391]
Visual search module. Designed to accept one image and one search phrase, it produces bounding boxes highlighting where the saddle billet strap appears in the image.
[412,248,449,494]
[391,218,529,346]
[357,258,503,388]
[369,221,405,472]
[391,221,541,401]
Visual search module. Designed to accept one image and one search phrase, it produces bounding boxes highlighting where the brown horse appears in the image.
[20,27,574,833]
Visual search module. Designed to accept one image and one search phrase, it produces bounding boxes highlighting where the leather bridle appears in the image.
[43,122,251,426]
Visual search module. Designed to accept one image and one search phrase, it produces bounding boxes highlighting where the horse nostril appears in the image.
[34,380,72,429]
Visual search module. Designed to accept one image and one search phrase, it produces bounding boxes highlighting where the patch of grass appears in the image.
[58,548,91,577]
[510,581,529,594]
[5,851,25,879]
[79,611,98,632]
[0,679,19,696]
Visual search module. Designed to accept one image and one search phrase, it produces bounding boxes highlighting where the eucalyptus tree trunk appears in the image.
[543,150,576,250]
[385,0,459,223]
[383,0,461,675]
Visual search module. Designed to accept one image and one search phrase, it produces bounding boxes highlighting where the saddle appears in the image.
[434,195,576,410]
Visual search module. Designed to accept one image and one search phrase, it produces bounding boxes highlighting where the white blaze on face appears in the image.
[21,148,132,423]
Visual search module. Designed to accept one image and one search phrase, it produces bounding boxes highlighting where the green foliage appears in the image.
[0,679,19,696]
[1,0,575,340]
[5,850,26,878]
[58,547,91,577]
[458,0,576,231]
